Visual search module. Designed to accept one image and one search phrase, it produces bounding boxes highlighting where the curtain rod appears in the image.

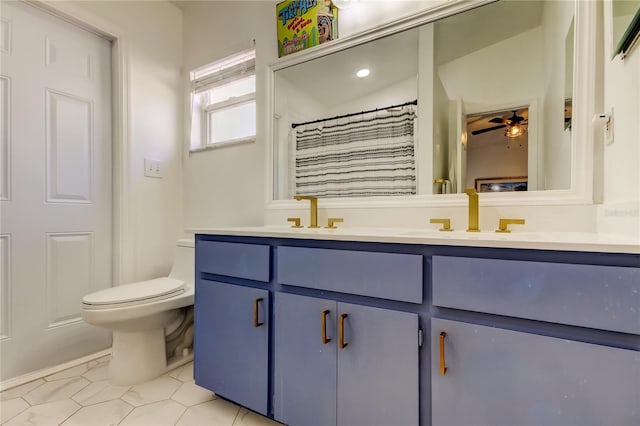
[291,99,417,129]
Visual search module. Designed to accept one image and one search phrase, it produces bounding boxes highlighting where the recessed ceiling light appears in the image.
[356,68,370,78]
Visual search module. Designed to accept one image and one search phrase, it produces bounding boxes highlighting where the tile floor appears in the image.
[0,356,282,426]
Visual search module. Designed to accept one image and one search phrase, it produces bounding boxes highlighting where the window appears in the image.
[189,49,256,151]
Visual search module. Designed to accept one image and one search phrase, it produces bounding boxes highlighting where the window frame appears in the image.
[202,92,257,149]
[189,49,256,153]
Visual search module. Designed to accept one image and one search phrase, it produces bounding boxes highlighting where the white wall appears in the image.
[183,1,277,229]
[437,27,544,114]
[327,78,416,116]
[597,4,640,239]
[58,0,184,282]
[465,139,529,190]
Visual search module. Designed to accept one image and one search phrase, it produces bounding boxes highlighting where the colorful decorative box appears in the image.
[277,0,338,57]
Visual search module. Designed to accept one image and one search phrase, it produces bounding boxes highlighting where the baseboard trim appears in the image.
[0,348,112,392]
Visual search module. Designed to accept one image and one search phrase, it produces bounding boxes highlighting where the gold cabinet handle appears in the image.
[253,298,264,328]
[321,310,331,344]
[439,332,447,376]
[339,313,348,349]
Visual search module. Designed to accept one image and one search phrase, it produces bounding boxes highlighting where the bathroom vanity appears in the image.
[193,229,639,426]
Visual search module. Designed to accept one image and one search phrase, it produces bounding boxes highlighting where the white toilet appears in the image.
[82,238,195,386]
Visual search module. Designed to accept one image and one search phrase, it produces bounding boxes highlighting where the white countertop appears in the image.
[193,226,640,254]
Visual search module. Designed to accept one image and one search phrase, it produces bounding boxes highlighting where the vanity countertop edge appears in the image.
[190,227,640,254]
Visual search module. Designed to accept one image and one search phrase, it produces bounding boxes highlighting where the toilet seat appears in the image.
[83,277,186,310]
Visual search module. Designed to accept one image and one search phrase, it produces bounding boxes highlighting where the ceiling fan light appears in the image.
[505,123,525,138]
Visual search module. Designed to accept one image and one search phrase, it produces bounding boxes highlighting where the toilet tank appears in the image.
[168,239,194,284]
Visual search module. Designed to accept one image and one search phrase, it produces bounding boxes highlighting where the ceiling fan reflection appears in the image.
[471,111,528,137]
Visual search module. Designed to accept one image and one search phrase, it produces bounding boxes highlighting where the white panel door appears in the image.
[0,1,112,381]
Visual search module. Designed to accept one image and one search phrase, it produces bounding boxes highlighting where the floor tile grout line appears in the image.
[231,405,242,426]
[72,391,132,409]
[2,361,234,426]
[0,396,30,424]
[22,376,91,407]
[167,376,186,401]
[57,400,83,426]
[3,359,92,423]
[116,398,187,425]
[173,405,189,426]
[66,376,92,403]
[116,400,136,425]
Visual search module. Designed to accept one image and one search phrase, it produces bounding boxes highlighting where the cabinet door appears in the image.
[194,280,269,415]
[337,303,419,426]
[274,293,337,426]
[432,318,640,426]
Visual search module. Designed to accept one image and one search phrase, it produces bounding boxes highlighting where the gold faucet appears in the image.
[464,188,480,232]
[430,218,453,232]
[286,217,303,228]
[496,218,525,233]
[294,195,319,228]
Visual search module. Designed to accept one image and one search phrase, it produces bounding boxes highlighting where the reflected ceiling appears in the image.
[276,0,545,108]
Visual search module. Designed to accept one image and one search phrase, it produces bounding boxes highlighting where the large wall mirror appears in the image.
[272,0,576,200]
[612,0,640,58]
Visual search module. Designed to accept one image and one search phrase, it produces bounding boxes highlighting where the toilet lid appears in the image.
[82,277,186,306]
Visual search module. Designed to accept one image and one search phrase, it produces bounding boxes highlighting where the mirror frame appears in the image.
[264,0,598,211]
[610,0,640,59]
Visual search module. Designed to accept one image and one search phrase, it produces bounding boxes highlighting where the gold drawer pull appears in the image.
[322,310,331,344]
[439,332,447,376]
[253,298,264,328]
[339,313,348,349]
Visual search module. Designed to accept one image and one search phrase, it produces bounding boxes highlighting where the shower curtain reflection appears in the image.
[290,104,417,198]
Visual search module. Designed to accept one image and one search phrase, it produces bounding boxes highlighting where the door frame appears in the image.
[27,0,133,286]
[464,98,539,192]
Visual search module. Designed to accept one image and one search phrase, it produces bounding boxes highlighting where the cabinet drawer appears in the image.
[196,240,270,282]
[277,246,422,303]
[432,256,640,334]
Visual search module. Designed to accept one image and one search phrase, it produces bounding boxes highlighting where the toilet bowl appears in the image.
[82,239,195,386]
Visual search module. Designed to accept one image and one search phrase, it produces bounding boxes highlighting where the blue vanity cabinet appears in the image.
[431,256,640,426]
[195,233,639,426]
[273,292,337,426]
[432,256,640,335]
[274,292,420,426]
[337,301,419,426]
[431,318,640,426]
[194,280,270,416]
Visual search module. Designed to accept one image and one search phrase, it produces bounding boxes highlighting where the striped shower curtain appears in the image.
[291,105,417,198]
